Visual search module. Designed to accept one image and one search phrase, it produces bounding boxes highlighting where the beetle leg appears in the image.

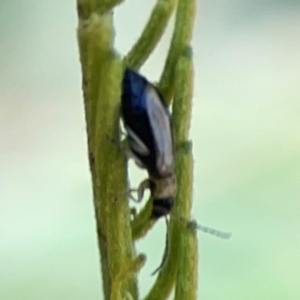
[151,217,169,275]
[113,179,150,203]
[130,207,137,217]
[127,149,146,169]
[127,189,140,202]
[138,179,151,202]
[106,133,147,169]
[125,125,150,156]
[113,188,139,203]
[128,179,150,202]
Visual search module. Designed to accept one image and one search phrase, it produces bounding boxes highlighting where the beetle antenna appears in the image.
[175,216,232,239]
[151,217,170,276]
[150,216,231,276]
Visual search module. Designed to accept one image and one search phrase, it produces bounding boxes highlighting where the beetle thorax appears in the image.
[150,174,177,199]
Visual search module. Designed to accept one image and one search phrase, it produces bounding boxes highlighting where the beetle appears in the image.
[121,67,176,219]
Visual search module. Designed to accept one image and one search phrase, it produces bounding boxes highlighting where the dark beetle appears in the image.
[121,68,176,219]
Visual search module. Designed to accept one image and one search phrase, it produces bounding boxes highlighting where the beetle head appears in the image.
[151,197,174,219]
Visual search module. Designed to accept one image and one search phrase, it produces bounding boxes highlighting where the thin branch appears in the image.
[94,54,136,300]
[77,0,124,19]
[174,224,198,299]
[143,0,196,297]
[143,218,181,300]
[130,197,156,241]
[158,0,196,105]
[125,0,177,70]
[172,46,198,300]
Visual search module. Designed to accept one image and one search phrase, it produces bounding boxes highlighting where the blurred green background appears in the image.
[1,0,299,299]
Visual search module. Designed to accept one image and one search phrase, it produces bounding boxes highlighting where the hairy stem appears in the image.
[76,2,138,299]
[77,0,124,19]
[126,0,177,70]
[131,197,156,241]
[173,46,198,300]
[158,0,196,105]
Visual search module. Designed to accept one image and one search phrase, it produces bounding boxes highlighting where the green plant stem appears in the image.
[77,0,124,19]
[172,143,197,300]
[175,224,198,299]
[77,11,113,299]
[172,46,193,144]
[131,197,156,241]
[86,13,113,139]
[112,254,146,300]
[173,46,198,300]
[76,2,138,299]
[158,0,196,105]
[126,0,177,70]
[145,46,197,300]
[144,217,180,300]
[95,54,137,300]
